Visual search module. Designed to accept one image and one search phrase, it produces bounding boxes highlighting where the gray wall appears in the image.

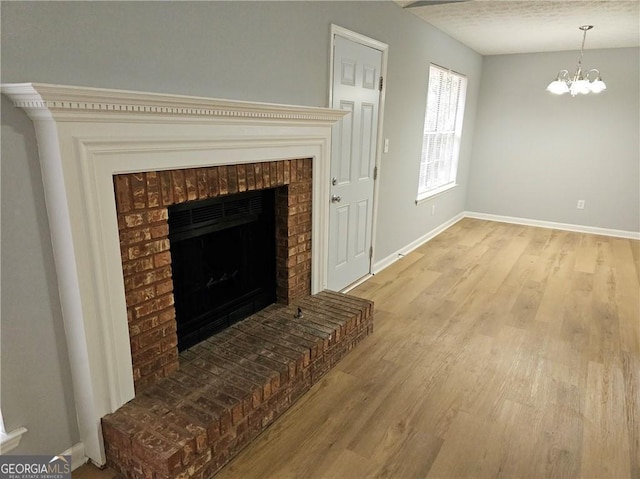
[467,48,640,233]
[1,1,481,454]
[1,95,80,454]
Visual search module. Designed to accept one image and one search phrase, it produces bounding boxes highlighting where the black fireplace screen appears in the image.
[168,189,276,351]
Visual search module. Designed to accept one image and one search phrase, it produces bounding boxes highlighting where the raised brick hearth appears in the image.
[114,159,313,392]
[102,291,373,479]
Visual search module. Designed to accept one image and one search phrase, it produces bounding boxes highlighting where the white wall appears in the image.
[467,48,640,233]
[1,1,481,455]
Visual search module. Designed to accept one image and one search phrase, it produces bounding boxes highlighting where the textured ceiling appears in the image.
[396,0,640,55]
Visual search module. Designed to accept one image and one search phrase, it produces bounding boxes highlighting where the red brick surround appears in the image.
[102,291,374,479]
[113,159,313,393]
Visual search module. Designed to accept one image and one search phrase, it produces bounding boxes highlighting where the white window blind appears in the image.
[417,65,467,201]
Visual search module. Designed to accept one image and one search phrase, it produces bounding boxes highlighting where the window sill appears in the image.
[416,183,458,205]
[0,426,28,454]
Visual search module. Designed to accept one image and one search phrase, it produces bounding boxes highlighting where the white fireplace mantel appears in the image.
[1,83,346,465]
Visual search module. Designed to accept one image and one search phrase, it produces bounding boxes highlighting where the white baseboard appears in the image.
[60,442,87,471]
[372,212,465,274]
[341,274,373,293]
[465,211,640,240]
[370,209,638,282]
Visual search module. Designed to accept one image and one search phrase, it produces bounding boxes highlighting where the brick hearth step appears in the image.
[102,291,374,479]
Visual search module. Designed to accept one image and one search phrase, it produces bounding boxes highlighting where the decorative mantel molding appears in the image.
[2,83,345,466]
[2,83,346,123]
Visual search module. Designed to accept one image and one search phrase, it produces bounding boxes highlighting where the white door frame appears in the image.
[329,25,388,289]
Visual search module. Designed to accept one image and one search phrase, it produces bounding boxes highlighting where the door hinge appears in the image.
[379,76,384,92]
[369,246,373,259]
[373,166,378,180]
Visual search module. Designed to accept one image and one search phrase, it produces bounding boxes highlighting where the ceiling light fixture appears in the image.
[546,25,607,97]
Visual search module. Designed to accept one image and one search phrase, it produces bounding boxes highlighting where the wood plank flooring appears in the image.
[74,218,640,479]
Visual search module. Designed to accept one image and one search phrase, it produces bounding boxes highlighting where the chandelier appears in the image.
[546,25,607,96]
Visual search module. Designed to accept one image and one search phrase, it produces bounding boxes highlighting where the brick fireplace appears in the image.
[114,159,313,393]
[105,156,374,478]
[1,83,350,466]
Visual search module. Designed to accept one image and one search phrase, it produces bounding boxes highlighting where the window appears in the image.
[417,64,467,201]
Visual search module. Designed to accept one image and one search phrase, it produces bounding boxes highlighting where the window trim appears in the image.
[416,64,467,202]
[415,182,459,205]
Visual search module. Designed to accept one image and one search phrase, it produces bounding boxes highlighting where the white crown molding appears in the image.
[1,83,346,123]
[2,83,345,466]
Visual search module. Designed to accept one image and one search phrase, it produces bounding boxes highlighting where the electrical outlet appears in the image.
[431,204,436,216]
[577,200,585,209]
[383,138,389,153]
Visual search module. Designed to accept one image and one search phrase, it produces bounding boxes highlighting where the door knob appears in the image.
[331,195,342,203]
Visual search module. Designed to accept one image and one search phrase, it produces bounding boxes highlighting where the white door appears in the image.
[328,35,382,291]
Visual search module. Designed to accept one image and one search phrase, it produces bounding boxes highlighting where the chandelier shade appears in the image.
[546,25,607,97]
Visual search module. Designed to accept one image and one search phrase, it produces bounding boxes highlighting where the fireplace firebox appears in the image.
[168,189,276,350]
[113,160,315,394]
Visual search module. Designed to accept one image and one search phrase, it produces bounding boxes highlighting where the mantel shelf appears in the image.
[1,83,347,123]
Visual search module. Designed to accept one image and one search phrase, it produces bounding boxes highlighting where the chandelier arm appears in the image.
[546,25,603,96]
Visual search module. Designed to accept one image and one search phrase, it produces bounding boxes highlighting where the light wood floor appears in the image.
[74,219,640,479]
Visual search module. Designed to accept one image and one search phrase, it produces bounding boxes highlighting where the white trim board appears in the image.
[372,212,465,274]
[371,209,638,280]
[0,426,28,455]
[341,274,374,294]
[60,442,88,471]
[465,212,640,240]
